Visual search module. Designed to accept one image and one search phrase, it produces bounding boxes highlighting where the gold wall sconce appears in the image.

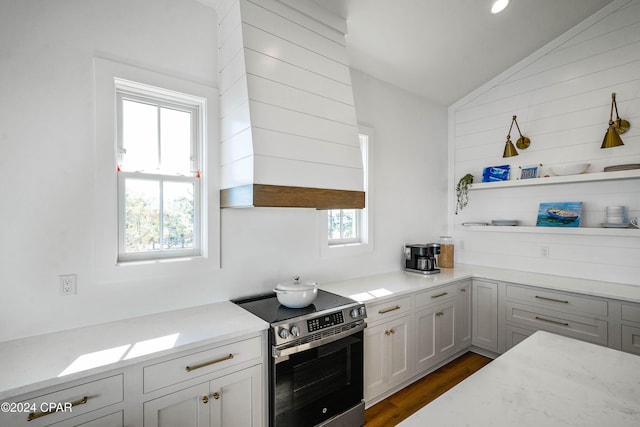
[601,92,629,149]
[502,115,530,158]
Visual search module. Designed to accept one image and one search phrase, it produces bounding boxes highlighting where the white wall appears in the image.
[0,0,448,341]
[450,0,640,286]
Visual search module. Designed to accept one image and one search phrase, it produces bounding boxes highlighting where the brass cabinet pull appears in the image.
[385,329,396,336]
[460,288,467,292]
[535,316,569,326]
[435,312,444,317]
[27,396,88,421]
[213,392,221,400]
[431,292,448,299]
[202,395,209,404]
[185,353,234,372]
[378,305,400,314]
[535,295,569,304]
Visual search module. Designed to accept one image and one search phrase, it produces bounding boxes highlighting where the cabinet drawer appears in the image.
[622,324,640,356]
[143,336,262,393]
[366,296,412,324]
[506,302,608,346]
[621,303,640,323]
[415,283,458,308]
[4,375,123,427]
[506,285,608,317]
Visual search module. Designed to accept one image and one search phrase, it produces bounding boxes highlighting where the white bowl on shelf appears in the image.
[549,163,590,176]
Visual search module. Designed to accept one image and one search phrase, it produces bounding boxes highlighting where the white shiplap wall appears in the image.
[217,0,364,191]
[449,0,640,286]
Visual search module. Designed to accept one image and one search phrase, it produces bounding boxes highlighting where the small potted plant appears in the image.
[455,173,474,214]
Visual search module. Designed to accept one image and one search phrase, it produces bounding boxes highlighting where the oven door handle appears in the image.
[273,321,366,362]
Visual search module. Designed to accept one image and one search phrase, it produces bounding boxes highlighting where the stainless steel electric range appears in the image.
[233,289,367,427]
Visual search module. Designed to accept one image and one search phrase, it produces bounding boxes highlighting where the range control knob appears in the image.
[350,308,360,319]
[359,306,366,317]
[290,325,300,337]
[278,327,289,339]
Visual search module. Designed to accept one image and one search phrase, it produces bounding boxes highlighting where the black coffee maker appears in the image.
[404,243,441,275]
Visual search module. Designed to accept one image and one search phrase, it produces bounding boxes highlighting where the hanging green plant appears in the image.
[455,174,474,214]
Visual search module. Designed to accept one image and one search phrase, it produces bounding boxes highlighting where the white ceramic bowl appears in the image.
[549,163,590,176]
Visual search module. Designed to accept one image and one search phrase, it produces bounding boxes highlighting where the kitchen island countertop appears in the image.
[398,330,640,426]
[321,264,640,304]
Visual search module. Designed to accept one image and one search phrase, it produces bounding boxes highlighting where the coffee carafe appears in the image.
[404,243,441,275]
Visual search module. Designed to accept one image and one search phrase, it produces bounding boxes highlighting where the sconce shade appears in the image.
[503,136,519,158]
[601,121,624,148]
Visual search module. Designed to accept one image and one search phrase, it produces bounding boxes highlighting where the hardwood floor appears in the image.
[364,352,492,427]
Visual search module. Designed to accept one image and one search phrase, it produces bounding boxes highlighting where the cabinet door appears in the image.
[472,280,499,352]
[209,365,262,427]
[364,322,388,401]
[415,306,437,370]
[144,382,209,427]
[387,316,412,388]
[416,303,456,372]
[456,283,471,348]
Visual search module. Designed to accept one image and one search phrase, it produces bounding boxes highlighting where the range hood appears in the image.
[216,0,365,208]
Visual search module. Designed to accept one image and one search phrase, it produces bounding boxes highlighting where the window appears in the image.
[321,127,374,256]
[115,80,204,262]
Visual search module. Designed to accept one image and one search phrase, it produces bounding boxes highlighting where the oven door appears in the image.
[273,330,364,427]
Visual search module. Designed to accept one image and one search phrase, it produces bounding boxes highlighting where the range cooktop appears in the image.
[232,289,358,324]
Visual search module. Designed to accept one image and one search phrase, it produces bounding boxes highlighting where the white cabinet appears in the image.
[621,302,640,356]
[364,280,472,405]
[414,283,460,371]
[364,297,413,403]
[2,373,125,427]
[456,281,472,349]
[472,279,499,353]
[143,365,262,427]
[504,284,609,350]
[141,336,264,427]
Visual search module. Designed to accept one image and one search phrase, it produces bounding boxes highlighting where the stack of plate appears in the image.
[604,164,640,172]
[491,220,519,226]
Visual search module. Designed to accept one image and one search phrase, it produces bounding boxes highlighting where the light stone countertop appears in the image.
[397,330,640,427]
[0,301,268,400]
[321,264,640,304]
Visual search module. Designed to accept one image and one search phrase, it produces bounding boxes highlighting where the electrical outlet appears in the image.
[540,246,549,258]
[60,274,77,296]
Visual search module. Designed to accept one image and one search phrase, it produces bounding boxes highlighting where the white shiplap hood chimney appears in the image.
[216,0,365,208]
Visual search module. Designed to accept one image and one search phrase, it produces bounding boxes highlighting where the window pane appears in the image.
[163,182,194,250]
[328,210,341,240]
[124,179,160,252]
[160,107,192,175]
[341,209,356,239]
[121,100,159,171]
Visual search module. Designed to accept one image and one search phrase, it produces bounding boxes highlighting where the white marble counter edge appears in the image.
[320,264,640,304]
[0,301,269,400]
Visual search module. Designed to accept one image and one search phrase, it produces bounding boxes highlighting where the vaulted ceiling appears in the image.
[314,0,616,105]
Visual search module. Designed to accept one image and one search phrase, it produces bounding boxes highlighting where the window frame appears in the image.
[93,58,220,281]
[320,126,374,257]
[115,86,203,262]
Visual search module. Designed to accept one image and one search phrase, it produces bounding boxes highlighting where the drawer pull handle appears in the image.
[535,316,569,326]
[202,395,209,404]
[186,353,234,372]
[378,305,401,314]
[27,396,88,421]
[460,288,467,292]
[431,292,448,299]
[436,312,444,317]
[385,329,396,336]
[213,392,221,400]
[535,295,569,304]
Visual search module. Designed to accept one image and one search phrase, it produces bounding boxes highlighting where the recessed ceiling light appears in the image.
[491,0,509,14]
